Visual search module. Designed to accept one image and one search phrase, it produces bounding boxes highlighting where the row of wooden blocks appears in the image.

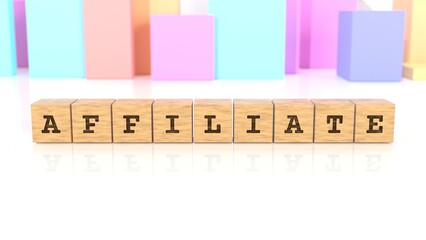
[31,99,395,143]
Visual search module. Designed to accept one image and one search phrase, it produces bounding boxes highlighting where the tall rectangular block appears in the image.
[151,0,180,14]
[133,0,151,75]
[337,11,405,82]
[286,0,300,74]
[181,0,208,15]
[14,0,28,68]
[208,0,286,79]
[26,0,85,78]
[393,0,426,80]
[403,64,426,80]
[84,0,134,79]
[0,0,17,76]
[151,15,214,80]
[300,0,357,68]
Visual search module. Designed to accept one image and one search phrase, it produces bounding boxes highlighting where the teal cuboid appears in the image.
[209,0,286,79]
[0,0,17,76]
[26,0,85,78]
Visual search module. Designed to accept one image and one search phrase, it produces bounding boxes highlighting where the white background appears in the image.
[1,68,426,239]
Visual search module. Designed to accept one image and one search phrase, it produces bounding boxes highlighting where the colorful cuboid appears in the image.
[286,0,300,74]
[393,0,426,80]
[133,0,151,75]
[150,15,215,80]
[0,0,17,76]
[337,11,405,82]
[181,0,208,15]
[83,0,134,79]
[300,0,357,68]
[26,0,85,78]
[150,0,180,14]
[208,0,286,79]
[14,0,28,68]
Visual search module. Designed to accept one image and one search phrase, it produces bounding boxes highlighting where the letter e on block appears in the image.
[112,99,153,143]
[72,99,115,143]
[273,99,314,143]
[153,99,193,143]
[31,99,77,143]
[194,99,232,143]
[350,99,395,143]
[234,99,273,143]
[311,99,355,143]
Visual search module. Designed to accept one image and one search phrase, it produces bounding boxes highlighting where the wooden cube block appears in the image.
[194,99,232,143]
[234,99,273,143]
[311,99,355,143]
[350,99,395,143]
[72,99,115,143]
[31,99,77,143]
[112,99,154,143]
[153,99,193,143]
[273,99,314,143]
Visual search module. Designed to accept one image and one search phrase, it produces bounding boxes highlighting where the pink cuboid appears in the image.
[14,0,28,68]
[151,15,215,80]
[300,0,357,69]
[286,0,300,74]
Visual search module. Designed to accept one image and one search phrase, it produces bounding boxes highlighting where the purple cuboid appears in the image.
[285,0,300,74]
[151,15,215,80]
[337,11,405,82]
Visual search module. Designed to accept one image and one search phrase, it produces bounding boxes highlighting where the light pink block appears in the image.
[300,0,357,68]
[286,0,300,74]
[83,0,134,79]
[150,15,215,80]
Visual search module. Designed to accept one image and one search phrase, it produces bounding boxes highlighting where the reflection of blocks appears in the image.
[234,99,273,143]
[73,144,114,180]
[150,0,180,14]
[403,64,426,80]
[313,144,354,177]
[337,11,405,82]
[113,144,153,178]
[72,99,115,143]
[153,144,193,176]
[273,144,313,177]
[350,99,395,143]
[26,0,85,78]
[0,0,16,76]
[234,144,273,176]
[153,99,193,143]
[311,99,355,143]
[112,99,153,143]
[193,144,233,176]
[151,15,214,80]
[83,0,134,79]
[194,99,232,143]
[31,99,77,143]
[273,99,314,143]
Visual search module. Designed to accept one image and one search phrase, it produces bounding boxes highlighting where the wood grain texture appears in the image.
[31,99,77,143]
[273,99,314,143]
[234,99,273,143]
[72,99,115,143]
[350,99,395,143]
[153,99,193,143]
[311,99,355,143]
[112,99,153,143]
[194,99,232,143]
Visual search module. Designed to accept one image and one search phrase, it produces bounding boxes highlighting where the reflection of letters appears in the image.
[166,115,179,133]
[326,155,341,172]
[327,115,343,133]
[247,115,261,133]
[284,155,302,172]
[167,154,179,172]
[365,155,381,172]
[367,115,384,134]
[247,154,260,172]
[42,115,61,134]
[44,154,61,172]
[204,115,221,134]
[85,155,100,172]
[82,115,99,133]
[125,155,141,172]
[205,155,221,172]
[285,116,304,134]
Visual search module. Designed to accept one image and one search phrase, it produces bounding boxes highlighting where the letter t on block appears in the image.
[31,99,77,143]
[350,99,395,143]
[72,99,115,143]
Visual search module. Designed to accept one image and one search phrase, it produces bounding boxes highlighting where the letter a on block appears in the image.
[31,99,77,143]
[311,99,355,143]
[350,99,395,143]
[72,99,115,143]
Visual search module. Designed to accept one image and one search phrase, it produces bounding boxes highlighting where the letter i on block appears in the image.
[72,99,115,143]
[273,99,314,142]
[234,99,273,143]
[112,99,154,143]
[31,99,77,143]
[153,99,193,143]
[194,99,232,143]
[311,99,355,143]
[350,99,395,143]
